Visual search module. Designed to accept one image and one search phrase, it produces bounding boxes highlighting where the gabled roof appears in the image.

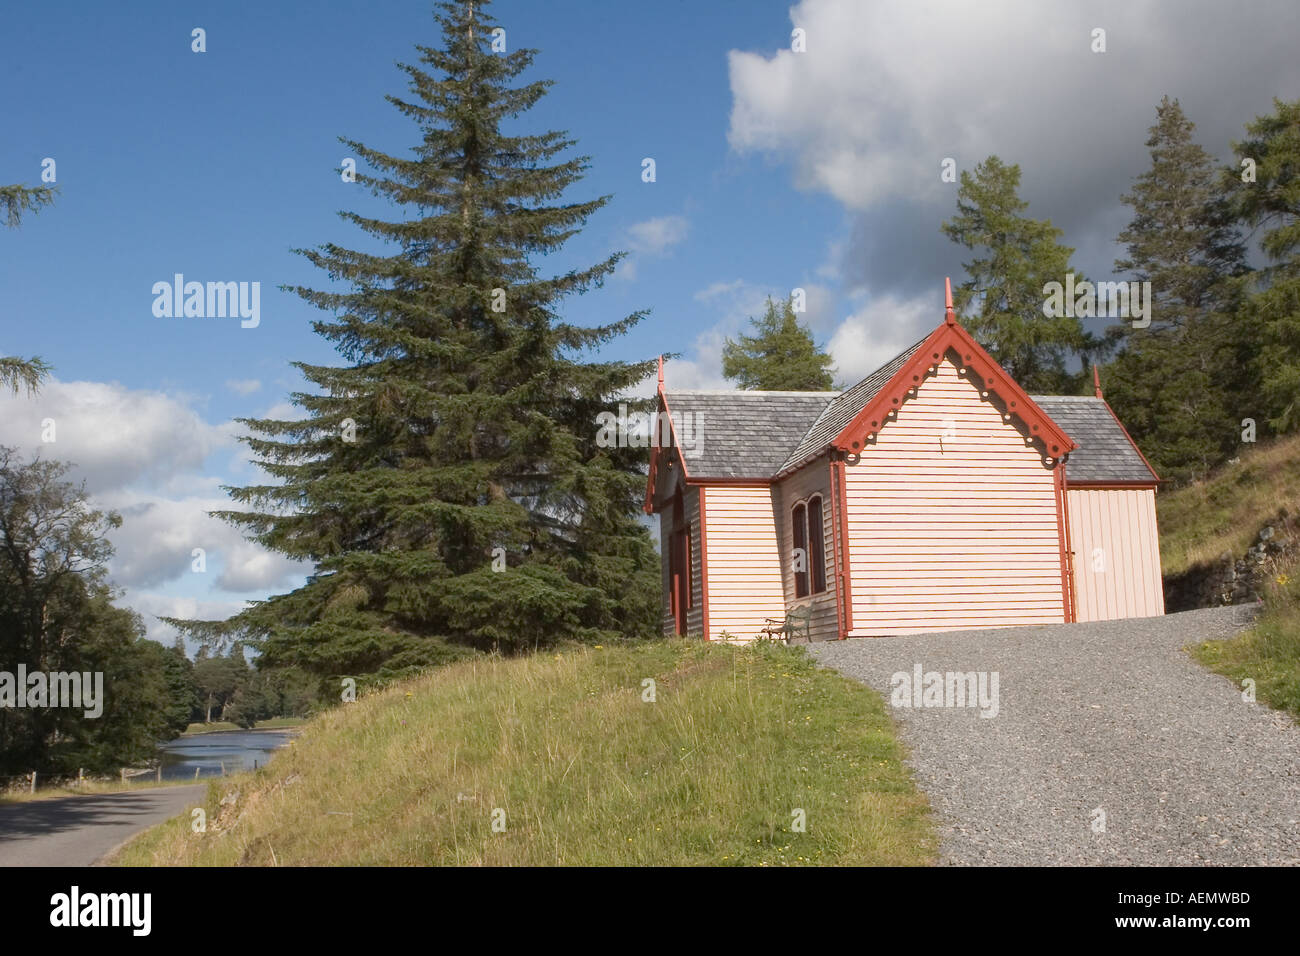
[1030,396,1159,484]
[778,337,928,474]
[650,283,1157,495]
[659,390,836,479]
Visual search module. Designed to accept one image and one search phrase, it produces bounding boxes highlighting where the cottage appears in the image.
[645,281,1163,642]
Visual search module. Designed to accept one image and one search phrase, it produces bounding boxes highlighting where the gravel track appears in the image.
[807,606,1300,866]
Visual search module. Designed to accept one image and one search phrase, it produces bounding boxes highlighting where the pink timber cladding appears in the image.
[699,485,786,640]
[843,358,1066,635]
[648,305,1165,641]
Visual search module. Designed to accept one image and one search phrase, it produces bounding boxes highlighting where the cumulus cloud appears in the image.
[102,489,306,593]
[727,0,1300,297]
[618,215,690,280]
[0,378,230,494]
[0,375,307,640]
[827,292,938,385]
[225,378,262,395]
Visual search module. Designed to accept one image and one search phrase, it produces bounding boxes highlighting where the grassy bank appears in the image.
[1158,433,1300,719]
[1158,432,1300,577]
[114,639,934,866]
[1190,572,1300,718]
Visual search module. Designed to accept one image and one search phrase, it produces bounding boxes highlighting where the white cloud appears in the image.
[626,215,690,256]
[618,215,690,281]
[225,378,262,395]
[123,592,252,649]
[0,379,229,494]
[102,489,306,593]
[827,291,937,385]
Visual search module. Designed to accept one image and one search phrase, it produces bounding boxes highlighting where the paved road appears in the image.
[0,785,205,866]
[809,605,1300,865]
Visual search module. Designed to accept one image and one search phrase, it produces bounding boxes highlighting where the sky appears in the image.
[2,0,1298,651]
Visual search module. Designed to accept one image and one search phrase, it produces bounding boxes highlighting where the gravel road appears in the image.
[0,785,206,867]
[808,605,1300,865]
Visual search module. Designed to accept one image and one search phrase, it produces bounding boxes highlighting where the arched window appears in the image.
[807,495,826,594]
[792,502,808,598]
[792,496,827,599]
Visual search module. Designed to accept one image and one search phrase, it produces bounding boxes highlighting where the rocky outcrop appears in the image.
[1164,511,1298,613]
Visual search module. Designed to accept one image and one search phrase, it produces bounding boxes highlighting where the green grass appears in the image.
[182,717,307,735]
[1158,434,1300,719]
[1190,572,1300,719]
[1158,432,1300,577]
[112,640,935,866]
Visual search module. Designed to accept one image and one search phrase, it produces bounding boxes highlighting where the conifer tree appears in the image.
[167,0,660,684]
[0,181,55,394]
[1103,96,1252,482]
[1230,97,1300,433]
[721,295,835,390]
[942,156,1096,394]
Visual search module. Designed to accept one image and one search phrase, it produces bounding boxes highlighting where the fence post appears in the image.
[78,767,84,788]
[120,768,126,785]
[156,765,162,783]
[194,767,200,780]
[29,771,36,794]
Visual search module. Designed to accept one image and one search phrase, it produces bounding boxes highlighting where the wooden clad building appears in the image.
[645,285,1164,641]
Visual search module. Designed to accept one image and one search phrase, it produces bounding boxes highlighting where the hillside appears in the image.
[113,640,934,866]
[1157,433,1300,717]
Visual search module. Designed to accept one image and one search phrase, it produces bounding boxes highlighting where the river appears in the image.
[157,729,295,781]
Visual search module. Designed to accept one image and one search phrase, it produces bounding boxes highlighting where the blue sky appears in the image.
[2,0,1298,649]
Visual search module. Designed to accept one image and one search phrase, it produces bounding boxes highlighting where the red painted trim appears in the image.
[1099,398,1162,485]
[684,477,772,486]
[831,318,1079,462]
[698,485,710,641]
[1054,464,1075,623]
[829,459,845,640]
[1066,481,1159,490]
[646,389,696,514]
[835,457,853,638]
[1061,463,1077,622]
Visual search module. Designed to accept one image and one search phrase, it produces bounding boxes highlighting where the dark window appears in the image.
[808,495,826,594]
[792,503,809,598]
[684,528,693,610]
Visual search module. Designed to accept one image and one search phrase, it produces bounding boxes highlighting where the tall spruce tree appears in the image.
[167,1,660,684]
[1230,97,1300,433]
[721,295,835,390]
[942,156,1096,394]
[1103,96,1252,483]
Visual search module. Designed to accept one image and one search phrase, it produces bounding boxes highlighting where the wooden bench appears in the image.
[759,604,812,643]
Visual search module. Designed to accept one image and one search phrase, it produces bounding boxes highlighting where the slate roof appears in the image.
[1030,395,1159,484]
[661,349,1157,485]
[662,390,837,479]
[778,336,928,474]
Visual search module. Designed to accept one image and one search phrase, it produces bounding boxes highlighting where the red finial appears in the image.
[944,277,955,325]
[1093,364,1103,399]
[657,354,664,391]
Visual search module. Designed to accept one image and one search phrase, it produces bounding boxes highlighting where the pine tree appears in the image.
[1230,97,1300,433]
[0,181,55,394]
[165,1,660,684]
[942,156,1096,394]
[1103,96,1253,483]
[721,296,835,390]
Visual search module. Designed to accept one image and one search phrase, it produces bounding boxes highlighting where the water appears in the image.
[158,729,295,781]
